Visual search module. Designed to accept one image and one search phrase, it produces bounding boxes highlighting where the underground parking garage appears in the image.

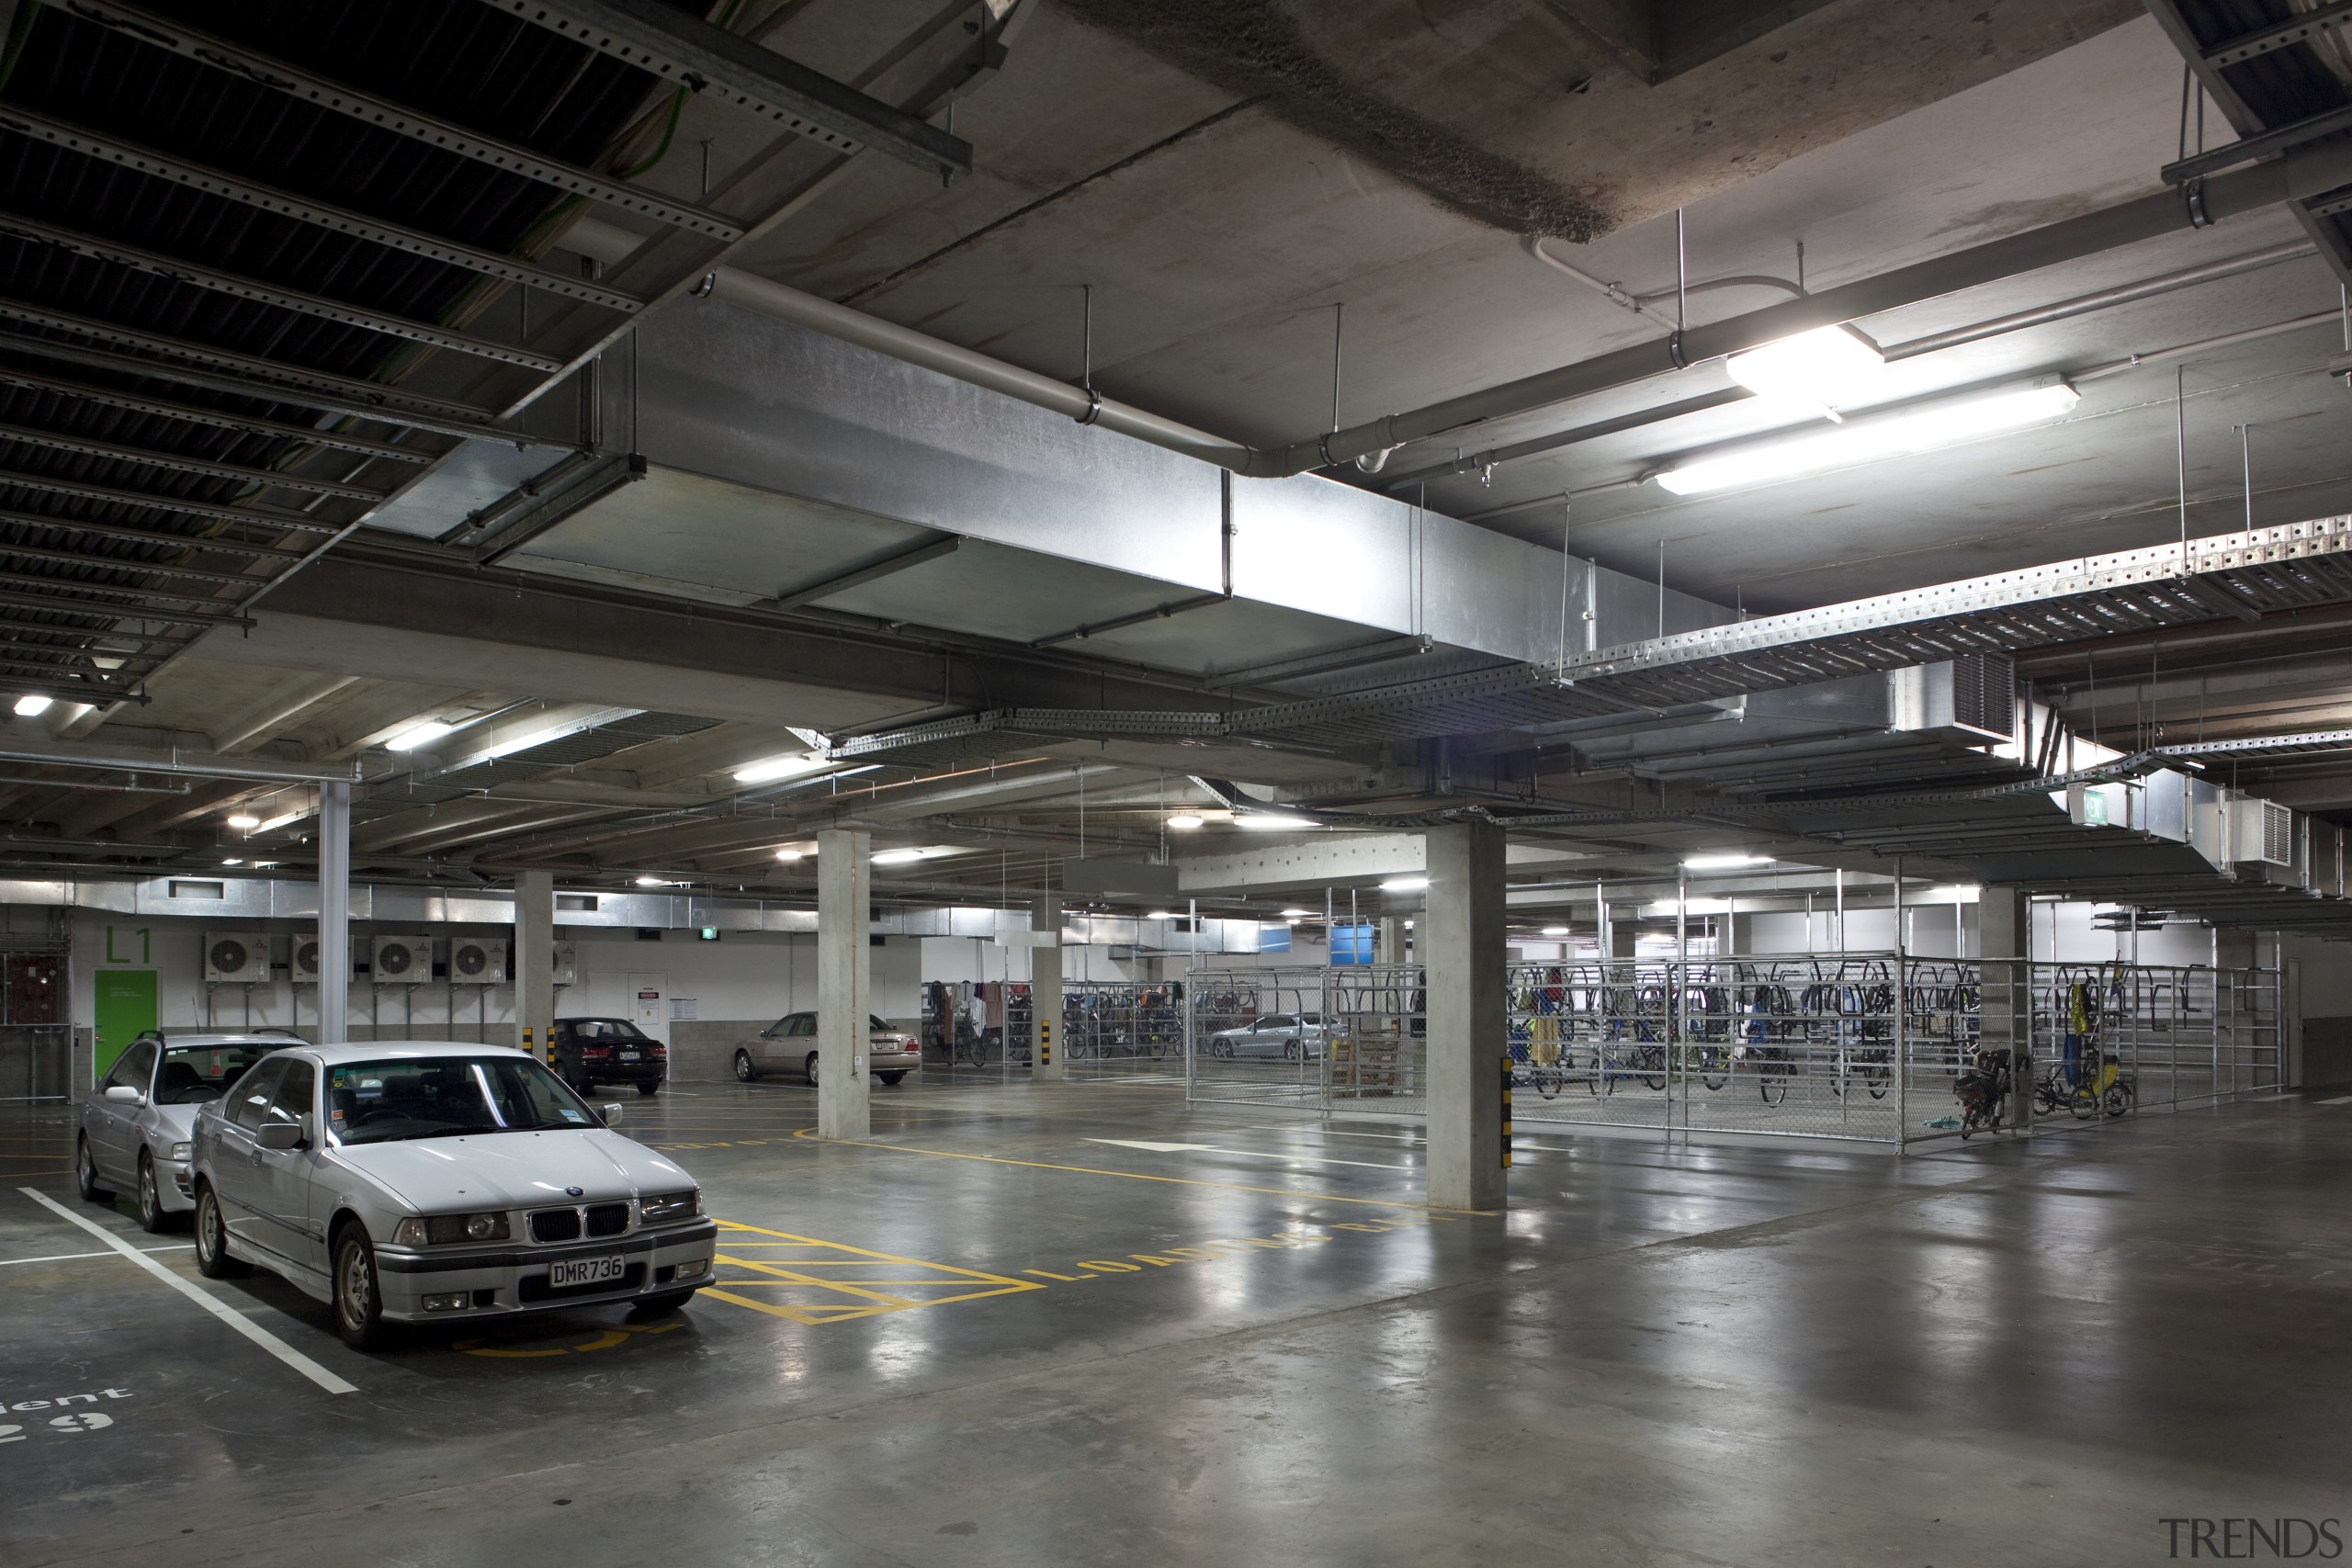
[5,0,2352,1562]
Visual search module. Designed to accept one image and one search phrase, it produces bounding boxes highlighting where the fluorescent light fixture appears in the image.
[1682,853,1772,871]
[384,719,453,751]
[1379,876,1429,893]
[221,858,243,866]
[11,694,51,716]
[1646,897,1731,916]
[1724,325,1886,412]
[1235,814,1317,831]
[1541,925,1570,937]
[775,848,805,863]
[1146,910,1172,920]
[732,751,833,785]
[1920,884,1982,902]
[872,847,934,865]
[225,814,261,830]
[1280,908,1315,919]
[254,810,307,834]
[634,875,673,887]
[1656,379,2080,496]
[1165,813,1205,830]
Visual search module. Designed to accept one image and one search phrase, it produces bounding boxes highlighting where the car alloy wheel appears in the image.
[75,1136,108,1202]
[192,1184,247,1279]
[733,1050,759,1082]
[136,1153,166,1234]
[334,1224,387,1350]
[804,1052,820,1087]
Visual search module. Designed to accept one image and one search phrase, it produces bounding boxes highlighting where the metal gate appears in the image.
[1188,954,2280,1148]
[0,944,70,1102]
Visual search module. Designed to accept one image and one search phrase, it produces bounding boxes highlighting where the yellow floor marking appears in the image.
[698,1217,1041,1325]
[792,1130,1479,1214]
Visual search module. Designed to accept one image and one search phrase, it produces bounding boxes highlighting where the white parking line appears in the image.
[1088,1138,1415,1172]
[18,1190,356,1395]
[0,1244,191,1267]
[2318,1095,2352,1106]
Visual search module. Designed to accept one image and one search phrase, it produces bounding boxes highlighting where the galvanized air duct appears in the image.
[576,137,2352,482]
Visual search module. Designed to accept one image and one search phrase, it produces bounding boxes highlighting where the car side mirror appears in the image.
[600,1103,624,1128]
[255,1122,305,1152]
[103,1084,145,1105]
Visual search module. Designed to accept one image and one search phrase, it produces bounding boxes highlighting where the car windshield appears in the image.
[156,1043,276,1104]
[327,1056,596,1145]
[567,1020,646,1041]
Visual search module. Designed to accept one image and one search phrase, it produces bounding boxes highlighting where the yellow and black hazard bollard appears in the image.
[1500,1053,1513,1170]
[1037,1018,1053,1069]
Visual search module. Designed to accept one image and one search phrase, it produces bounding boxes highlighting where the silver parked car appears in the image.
[731,1011,920,1086]
[188,1042,717,1349]
[1205,1012,1332,1061]
[78,1030,306,1232]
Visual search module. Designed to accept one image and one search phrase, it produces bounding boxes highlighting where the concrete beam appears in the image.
[1174,834,1603,895]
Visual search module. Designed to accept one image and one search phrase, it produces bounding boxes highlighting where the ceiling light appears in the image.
[225,814,261,830]
[732,751,833,785]
[1646,897,1731,916]
[1656,379,2080,496]
[1919,884,1982,902]
[1724,324,1887,412]
[1542,925,1570,937]
[11,694,51,717]
[384,719,453,751]
[775,848,805,862]
[1146,910,1172,919]
[1280,908,1315,919]
[634,875,672,887]
[1380,876,1428,893]
[1165,813,1205,829]
[1235,814,1318,831]
[872,847,933,865]
[254,810,308,834]
[1682,853,1772,870]
[221,858,243,866]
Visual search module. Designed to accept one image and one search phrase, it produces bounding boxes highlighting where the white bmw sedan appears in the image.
[188,1042,717,1349]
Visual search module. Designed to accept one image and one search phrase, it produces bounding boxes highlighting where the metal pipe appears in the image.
[1256,140,2352,476]
[0,739,362,784]
[1883,241,2316,360]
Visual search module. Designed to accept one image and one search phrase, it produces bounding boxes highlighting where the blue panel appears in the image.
[1330,924,1374,965]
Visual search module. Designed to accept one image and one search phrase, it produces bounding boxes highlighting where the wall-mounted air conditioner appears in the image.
[203,932,270,984]
[370,934,432,984]
[292,936,322,984]
[449,937,508,985]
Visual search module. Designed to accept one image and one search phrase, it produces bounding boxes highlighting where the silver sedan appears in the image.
[1204,1012,1332,1061]
[77,1031,305,1232]
[189,1042,718,1348]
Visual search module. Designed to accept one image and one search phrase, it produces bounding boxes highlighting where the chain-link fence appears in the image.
[1188,955,2279,1147]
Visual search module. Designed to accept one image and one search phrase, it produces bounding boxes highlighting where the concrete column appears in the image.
[1607,907,1636,959]
[818,828,872,1138]
[1379,914,1407,967]
[316,781,350,1045]
[514,869,553,1061]
[1978,886,2030,1134]
[1424,820,1507,1211]
[1031,893,1065,1081]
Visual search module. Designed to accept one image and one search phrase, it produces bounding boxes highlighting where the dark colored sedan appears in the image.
[550,1017,668,1097]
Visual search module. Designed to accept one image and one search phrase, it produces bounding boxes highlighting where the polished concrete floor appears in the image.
[2,1077,2346,1565]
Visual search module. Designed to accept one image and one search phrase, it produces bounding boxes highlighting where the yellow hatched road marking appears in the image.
[700,1217,1041,1325]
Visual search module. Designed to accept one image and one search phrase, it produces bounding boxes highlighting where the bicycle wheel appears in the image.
[1638,1046,1666,1092]
[1758,1063,1788,1106]
[1863,1056,1891,1100]
[2068,1084,2098,1120]
[1701,1049,1728,1091]
[1532,1066,1561,1100]
[2103,1080,2135,1118]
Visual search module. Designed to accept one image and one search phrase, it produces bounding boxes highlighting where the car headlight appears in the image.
[167,1142,192,1162]
[391,1213,511,1247]
[639,1190,702,1223]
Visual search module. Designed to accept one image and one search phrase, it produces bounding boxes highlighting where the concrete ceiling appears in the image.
[15,0,2352,935]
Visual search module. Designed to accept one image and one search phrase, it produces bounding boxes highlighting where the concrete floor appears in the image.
[1,1077,2345,1566]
